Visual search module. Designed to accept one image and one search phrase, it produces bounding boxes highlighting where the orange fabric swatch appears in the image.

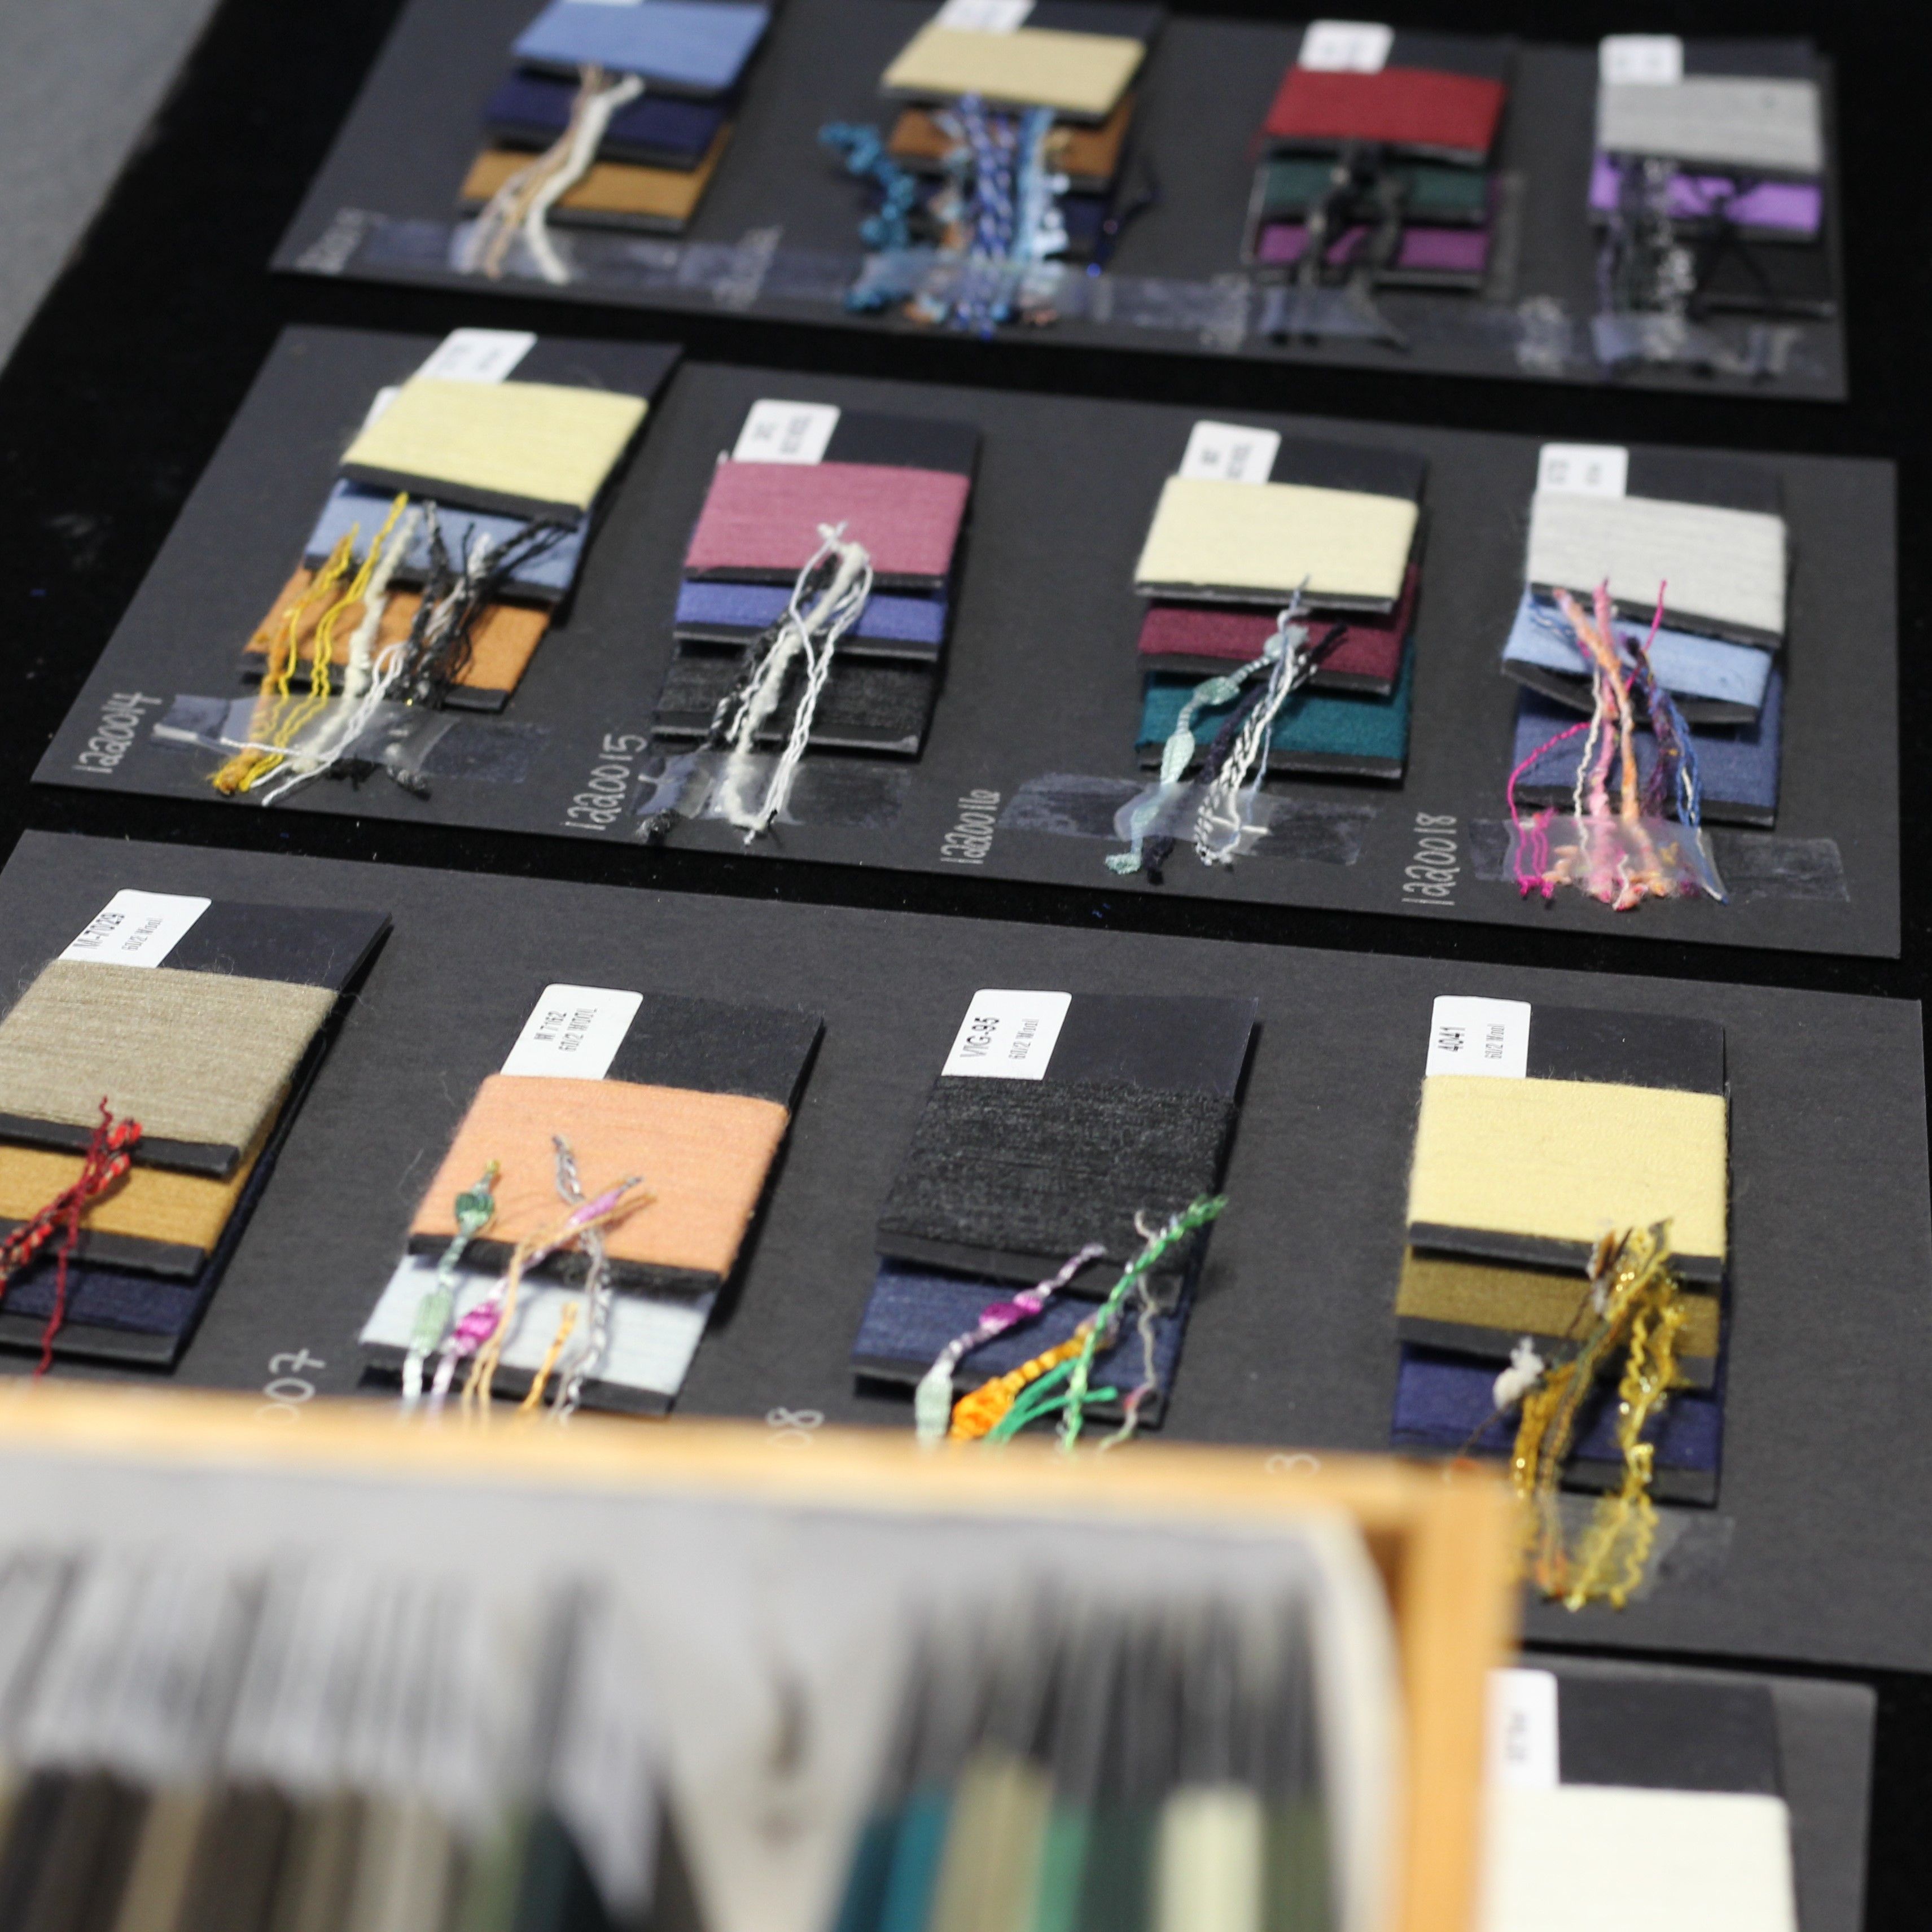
[410,1074,790,1282]
[461,126,730,227]
[888,95,1134,183]
[244,569,553,696]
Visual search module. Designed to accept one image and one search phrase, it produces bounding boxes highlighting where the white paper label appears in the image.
[1487,1670,1560,1790]
[415,328,537,384]
[502,985,644,1080]
[733,400,842,465]
[1179,420,1282,485]
[942,990,1072,1080]
[1425,996,1531,1080]
[1298,20,1394,72]
[61,891,211,968]
[1537,444,1628,498]
[936,0,1033,30]
[1599,34,1683,86]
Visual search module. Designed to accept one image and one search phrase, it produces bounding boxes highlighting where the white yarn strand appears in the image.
[1193,583,1312,867]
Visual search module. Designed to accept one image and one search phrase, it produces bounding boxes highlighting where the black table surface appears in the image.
[0,0,1925,1924]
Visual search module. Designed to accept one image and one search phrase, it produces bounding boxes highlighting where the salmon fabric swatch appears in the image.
[0,1110,272,1261]
[1396,1247,1720,1378]
[0,962,332,1167]
[1264,66,1505,157]
[410,1074,790,1282]
[244,570,553,696]
[684,461,971,581]
[882,24,1145,118]
[342,378,647,519]
[1407,1075,1729,1268]
[462,127,730,225]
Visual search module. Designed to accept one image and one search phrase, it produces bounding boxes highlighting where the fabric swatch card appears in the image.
[459,137,733,233]
[1133,429,1423,608]
[1548,1672,1782,1795]
[1405,996,1729,1285]
[1510,674,1784,830]
[674,581,951,664]
[851,1255,1191,1423]
[485,72,729,170]
[1265,27,1512,164]
[511,0,772,96]
[652,653,937,756]
[880,3,1163,121]
[875,989,1255,1286]
[405,986,821,1294]
[1596,71,1822,178]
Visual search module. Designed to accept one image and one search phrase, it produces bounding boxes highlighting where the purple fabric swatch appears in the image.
[1256,222,1489,274]
[1588,156,1821,235]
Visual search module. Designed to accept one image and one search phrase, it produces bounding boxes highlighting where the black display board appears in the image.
[2,832,1926,1678]
[273,0,1847,400]
[37,327,1899,958]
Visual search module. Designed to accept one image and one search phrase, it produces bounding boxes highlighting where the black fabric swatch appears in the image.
[1557,1674,1783,1795]
[1623,450,1784,517]
[1044,993,1258,1095]
[875,1076,1238,1286]
[652,651,937,755]
[1680,38,1820,82]
[822,408,982,480]
[1020,2,1164,44]
[603,991,823,1109]
[481,338,682,405]
[1524,1006,1727,1096]
[1371,30,1513,82]
[1260,434,1427,505]
[163,901,391,992]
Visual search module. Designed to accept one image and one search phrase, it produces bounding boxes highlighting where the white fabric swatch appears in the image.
[1596,77,1823,176]
[1525,490,1787,643]
[1481,1785,1798,1932]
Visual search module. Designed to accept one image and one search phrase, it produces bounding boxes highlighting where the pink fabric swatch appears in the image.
[685,461,971,580]
[1137,564,1421,687]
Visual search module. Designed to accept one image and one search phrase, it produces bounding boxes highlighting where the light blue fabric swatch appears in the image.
[674,578,949,650]
[513,0,770,93]
[304,480,587,601]
[1504,590,1773,715]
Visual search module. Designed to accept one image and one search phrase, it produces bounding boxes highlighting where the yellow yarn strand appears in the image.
[518,1300,581,1414]
[948,1329,1092,1442]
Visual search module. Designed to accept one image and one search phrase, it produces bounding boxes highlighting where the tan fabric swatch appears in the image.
[111,1788,213,1932]
[244,569,553,696]
[1134,476,1418,604]
[462,125,729,226]
[882,24,1145,117]
[0,1102,273,1258]
[1397,1248,1720,1375]
[341,378,647,518]
[1407,1075,1728,1264]
[889,94,1134,181]
[411,1074,790,1281]
[0,962,330,1158]
[1525,490,1788,642]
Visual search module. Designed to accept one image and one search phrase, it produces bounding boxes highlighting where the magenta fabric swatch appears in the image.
[684,461,971,581]
[1137,564,1420,687]
[1587,157,1822,235]
[1255,222,1490,274]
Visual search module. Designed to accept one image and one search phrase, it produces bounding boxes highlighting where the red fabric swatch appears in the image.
[1137,565,1421,689]
[685,461,971,581]
[1264,67,1505,158]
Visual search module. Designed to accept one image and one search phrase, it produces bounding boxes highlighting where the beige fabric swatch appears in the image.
[342,378,647,516]
[1525,490,1788,642]
[0,961,330,1158]
[1407,1075,1728,1265]
[882,24,1145,117]
[1596,77,1823,177]
[1134,476,1418,604]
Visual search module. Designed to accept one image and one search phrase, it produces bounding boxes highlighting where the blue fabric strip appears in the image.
[674,578,949,647]
[485,69,726,163]
[1512,671,1784,817]
[304,480,586,600]
[1391,1344,1722,1470]
[1505,592,1773,713]
[513,0,771,92]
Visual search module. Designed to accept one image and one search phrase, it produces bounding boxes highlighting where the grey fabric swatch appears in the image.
[1596,77,1823,177]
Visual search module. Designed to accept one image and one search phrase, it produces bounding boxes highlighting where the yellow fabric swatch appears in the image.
[341,378,647,516]
[1407,1076,1728,1264]
[1396,1248,1721,1373]
[0,1105,274,1260]
[883,24,1145,117]
[1133,476,1418,604]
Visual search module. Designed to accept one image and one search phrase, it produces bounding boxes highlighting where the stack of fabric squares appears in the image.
[852,989,1256,1438]
[461,0,771,239]
[0,890,388,1369]
[1390,996,1730,1507]
[1246,24,1511,290]
[361,985,822,1416]
[1131,422,1427,785]
[651,397,978,763]
[1503,448,1788,829]
[234,333,673,726]
[1592,36,1832,319]
[875,0,1162,266]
